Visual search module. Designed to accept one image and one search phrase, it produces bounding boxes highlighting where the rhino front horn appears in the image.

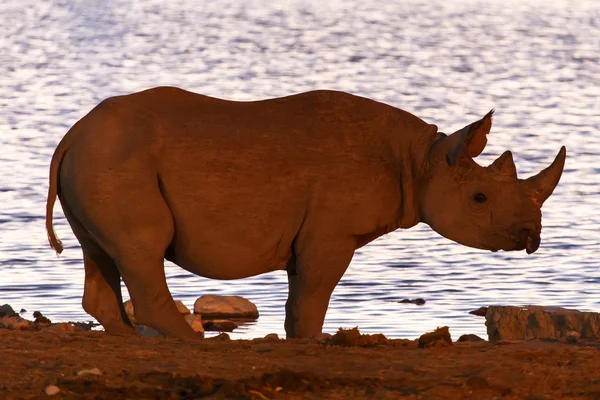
[524,146,567,206]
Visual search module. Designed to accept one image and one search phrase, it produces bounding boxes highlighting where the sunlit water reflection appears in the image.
[1,0,599,339]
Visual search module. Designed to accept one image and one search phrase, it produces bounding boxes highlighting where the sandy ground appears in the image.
[2,327,600,400]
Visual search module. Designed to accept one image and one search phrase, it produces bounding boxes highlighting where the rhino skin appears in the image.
[45,87,566,339]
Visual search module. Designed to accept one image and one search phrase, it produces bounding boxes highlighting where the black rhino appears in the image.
[45,87,566,339]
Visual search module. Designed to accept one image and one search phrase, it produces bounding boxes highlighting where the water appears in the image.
[1,0,599,340]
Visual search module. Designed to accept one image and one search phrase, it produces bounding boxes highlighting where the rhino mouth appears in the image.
[525,233,541,254]
[509,227,541,254]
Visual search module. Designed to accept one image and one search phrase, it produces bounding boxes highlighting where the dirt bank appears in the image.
[2,328,600,399]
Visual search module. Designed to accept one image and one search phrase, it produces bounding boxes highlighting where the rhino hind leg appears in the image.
[60,194,135,334]
[82,250,136,335]
[285,237,355,339]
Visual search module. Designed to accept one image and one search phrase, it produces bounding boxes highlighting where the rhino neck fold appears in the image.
[393,121,438,230]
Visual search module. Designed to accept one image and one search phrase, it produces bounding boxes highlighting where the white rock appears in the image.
[77,367,103,376]
[44,385,60,396]
[486,305,600,341]
[135,325,162,337]
[123,300,137,325]
[184,314,205,335]
[193,295,259,319]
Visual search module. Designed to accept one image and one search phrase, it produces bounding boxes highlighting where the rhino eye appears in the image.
[473,193,487,203]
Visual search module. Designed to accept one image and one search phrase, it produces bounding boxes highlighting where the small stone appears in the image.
[203,319,238,332]
[175,300,191,315]
[123,300,137,325]
[184,314,205,335]
[33,311,52,326]
[311,332,333,344]
[469,307,489,317]
[399,298,426,305]
[135,325,162,337]
[565,331,581,343]
[418,326,452,348]
[457,334,485,342]
[263,333,280,341]
[193,295,259,319]
[76,367,103,377]
[44,385,60,396]
[331,327,362,346]
[0,316,31,330]
[0,304,16,318]
[19,309,26,314]
[209,332,230,341]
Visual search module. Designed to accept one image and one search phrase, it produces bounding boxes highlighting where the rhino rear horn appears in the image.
[489,151,517,179]
[524,146,567,206]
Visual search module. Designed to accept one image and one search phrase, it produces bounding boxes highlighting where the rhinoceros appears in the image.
[45,87,566,339]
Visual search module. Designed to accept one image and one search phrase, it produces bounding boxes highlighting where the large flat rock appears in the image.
[193,295,259,319]
[486,305,600,341]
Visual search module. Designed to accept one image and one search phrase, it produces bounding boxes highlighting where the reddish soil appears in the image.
[2,328,600,399]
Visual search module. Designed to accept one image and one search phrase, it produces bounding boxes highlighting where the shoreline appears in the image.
[2,327,599,399]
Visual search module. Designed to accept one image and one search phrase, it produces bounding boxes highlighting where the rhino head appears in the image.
[418,110,566,254]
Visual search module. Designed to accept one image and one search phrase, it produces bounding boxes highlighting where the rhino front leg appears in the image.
[285,238,355,339]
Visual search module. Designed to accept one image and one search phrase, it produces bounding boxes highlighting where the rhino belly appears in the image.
[162,192,304,280]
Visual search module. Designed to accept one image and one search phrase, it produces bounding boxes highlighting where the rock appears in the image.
[76,367,103,377]
[175,300,191,315]
[33,311,52,326]
[399,298,426,305]
[457,334,485,342]
[330,327,388,347]
[263,333,280,341]
[44,385,60,396]
[0,304,16,318]
[68,321,99,331]
[193,295,259,319]
[203,319,238,332]
[565,331,581,343]
[418,326,452,348]
[123,300,137,325]
[135,325,162,337]
[0,316,31,330]
[209,332,231,341]
[184,314,205,335]
[486,305,600,342]
[469,307,488,317]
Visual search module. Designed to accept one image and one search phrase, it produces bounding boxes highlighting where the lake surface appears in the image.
[1,0,599,340]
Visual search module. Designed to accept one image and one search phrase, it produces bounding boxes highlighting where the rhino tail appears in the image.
[46,140,68,255]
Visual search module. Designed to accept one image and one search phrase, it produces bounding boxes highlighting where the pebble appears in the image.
[457,334,485,342]
[263,333,280,341]
[565,331,581,343]
[77,367,103,377]
[44,385,60,396]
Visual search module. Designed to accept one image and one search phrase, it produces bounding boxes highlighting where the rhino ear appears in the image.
[445,110,494,166]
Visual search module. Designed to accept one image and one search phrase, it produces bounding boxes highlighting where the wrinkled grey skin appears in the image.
[45,87,566,339]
